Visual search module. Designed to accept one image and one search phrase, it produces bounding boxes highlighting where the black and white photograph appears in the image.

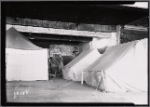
[1,1,149,106]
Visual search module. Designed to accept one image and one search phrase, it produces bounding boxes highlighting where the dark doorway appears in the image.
[49,54,63,79]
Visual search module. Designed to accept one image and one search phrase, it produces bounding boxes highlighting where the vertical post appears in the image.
[48,49,50,80]
[81,71,84,85]
[116,25,121,44]
[109,32,117,47]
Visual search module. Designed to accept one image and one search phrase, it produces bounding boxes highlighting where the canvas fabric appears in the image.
[6,27,49,81]
[85,38,148,92]
[62,49,102,81]
[6,48,49,81]
[6,27,41,50]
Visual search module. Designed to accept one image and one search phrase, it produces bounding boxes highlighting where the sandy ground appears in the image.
[6,79,148,105]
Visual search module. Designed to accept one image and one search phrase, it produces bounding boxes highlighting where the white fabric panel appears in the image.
[63,49,102,81]
[6,48,48,81]
[84,38,148,92]
[105,39,148,92]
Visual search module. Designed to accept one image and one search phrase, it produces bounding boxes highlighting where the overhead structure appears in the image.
[84,38,148,92]
[62,49,102,81]
[6,27,48,81]
[6,24,111,38]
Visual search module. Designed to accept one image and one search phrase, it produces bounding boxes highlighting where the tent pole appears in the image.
[81,71,84,85]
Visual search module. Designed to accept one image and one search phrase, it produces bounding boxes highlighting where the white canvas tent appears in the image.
[62,49,102,81]
[6,27,49,81]
[84,38,148,92]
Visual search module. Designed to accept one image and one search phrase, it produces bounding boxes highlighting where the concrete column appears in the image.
[107,32,118,47]
[116,25,122,44]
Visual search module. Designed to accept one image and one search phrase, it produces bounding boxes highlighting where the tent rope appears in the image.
[106,73,126,91]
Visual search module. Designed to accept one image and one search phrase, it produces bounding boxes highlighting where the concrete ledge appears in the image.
[6,24,111,38]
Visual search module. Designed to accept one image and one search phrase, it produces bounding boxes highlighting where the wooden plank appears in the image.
[124,25,148,31]
[121,29,148,43]
[6,24,111,38]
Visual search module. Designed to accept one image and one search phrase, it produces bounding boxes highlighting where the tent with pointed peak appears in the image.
[6,27,41,50]
[84,38,148,92]
[62,49,102,81]
[6,27,49,81]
